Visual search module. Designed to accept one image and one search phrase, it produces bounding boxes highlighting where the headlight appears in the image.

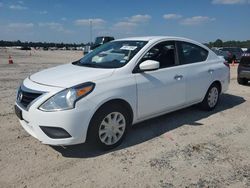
[39,82,95,112]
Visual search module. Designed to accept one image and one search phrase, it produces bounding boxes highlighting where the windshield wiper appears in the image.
[72,60,80,65]
[76,63,104,68]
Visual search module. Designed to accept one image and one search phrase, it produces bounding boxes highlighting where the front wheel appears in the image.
[199,84,220,111]
[88,104,130,150]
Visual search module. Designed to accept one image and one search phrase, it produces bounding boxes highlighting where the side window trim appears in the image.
[174,41,181,66]
[176,41,185,65]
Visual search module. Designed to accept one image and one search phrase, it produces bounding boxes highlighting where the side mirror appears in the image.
[139,60,160,72]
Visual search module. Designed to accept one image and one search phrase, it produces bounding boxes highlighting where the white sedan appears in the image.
[15,36,230,150]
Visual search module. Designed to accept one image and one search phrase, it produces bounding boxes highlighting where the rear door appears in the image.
[176,41,212,104]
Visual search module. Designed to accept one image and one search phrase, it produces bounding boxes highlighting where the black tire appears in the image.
[199,83,220,111]
[87,103,130,150]
[237,77,248,85]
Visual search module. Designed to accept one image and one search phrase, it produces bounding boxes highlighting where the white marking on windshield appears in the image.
[120,46,137,51]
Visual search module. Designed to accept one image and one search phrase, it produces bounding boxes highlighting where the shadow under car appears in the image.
[51,93,245,158]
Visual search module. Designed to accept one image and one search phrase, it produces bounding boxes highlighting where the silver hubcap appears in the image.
[98,112,126,145]
[208,87,218,108]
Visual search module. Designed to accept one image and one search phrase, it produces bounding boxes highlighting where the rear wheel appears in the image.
[199,84,220,111]
[88,104,130,150]
[237,77,248,85]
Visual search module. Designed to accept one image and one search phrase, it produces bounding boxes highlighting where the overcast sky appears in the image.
[0,0,250,43]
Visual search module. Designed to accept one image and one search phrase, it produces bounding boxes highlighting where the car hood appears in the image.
[29,63,114,88]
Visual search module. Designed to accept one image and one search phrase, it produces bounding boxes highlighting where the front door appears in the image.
[134,41,186,119]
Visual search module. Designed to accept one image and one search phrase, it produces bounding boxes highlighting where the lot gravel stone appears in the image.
[0,49,249,188]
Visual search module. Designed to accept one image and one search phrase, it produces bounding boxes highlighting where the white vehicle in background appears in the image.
[242,48,248,52]
[15,36,230,150]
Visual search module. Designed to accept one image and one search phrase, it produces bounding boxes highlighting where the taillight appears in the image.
[224,61,230,69]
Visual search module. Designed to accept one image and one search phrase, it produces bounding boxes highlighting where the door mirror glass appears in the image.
[139,60,160,71]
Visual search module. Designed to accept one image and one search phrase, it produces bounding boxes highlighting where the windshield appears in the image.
[75,40,147,68]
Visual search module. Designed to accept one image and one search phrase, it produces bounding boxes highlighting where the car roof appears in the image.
[115,36,195,42]
[115,36,209,50]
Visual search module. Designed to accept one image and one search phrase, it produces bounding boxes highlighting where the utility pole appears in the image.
[89,19,93,45]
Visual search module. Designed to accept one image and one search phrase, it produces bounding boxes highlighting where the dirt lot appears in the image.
[0,48,249,188]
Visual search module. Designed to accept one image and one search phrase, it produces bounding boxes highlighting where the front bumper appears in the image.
[15,78,96,146]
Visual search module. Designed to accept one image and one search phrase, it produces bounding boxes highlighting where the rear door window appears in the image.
[177,42,208,64]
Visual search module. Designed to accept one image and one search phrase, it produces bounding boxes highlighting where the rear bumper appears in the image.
[238,66,250,79]
[238,71,250,79]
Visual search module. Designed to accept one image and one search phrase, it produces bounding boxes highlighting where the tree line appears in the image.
[205,39,250,48]
[0,39,250,49]
[0,40,88,48]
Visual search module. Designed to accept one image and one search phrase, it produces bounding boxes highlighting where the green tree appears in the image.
[214,39,223,47]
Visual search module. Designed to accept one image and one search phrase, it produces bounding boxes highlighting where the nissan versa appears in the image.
[15,36,230,150]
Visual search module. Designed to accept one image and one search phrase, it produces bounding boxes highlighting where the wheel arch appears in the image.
[86,98,134,142]
[202,80,222,102]
[211,80,222,94]
[96,98,134,124]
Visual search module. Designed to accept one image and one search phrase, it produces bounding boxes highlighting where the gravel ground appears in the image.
[0,48,249,188]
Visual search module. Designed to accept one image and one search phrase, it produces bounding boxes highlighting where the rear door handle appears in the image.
[174,75,183,80]
[208,69,214,74]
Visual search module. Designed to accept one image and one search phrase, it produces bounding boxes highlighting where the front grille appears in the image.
[17,87,43,108]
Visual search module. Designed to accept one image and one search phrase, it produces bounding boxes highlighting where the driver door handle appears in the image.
[174,75,183,80]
